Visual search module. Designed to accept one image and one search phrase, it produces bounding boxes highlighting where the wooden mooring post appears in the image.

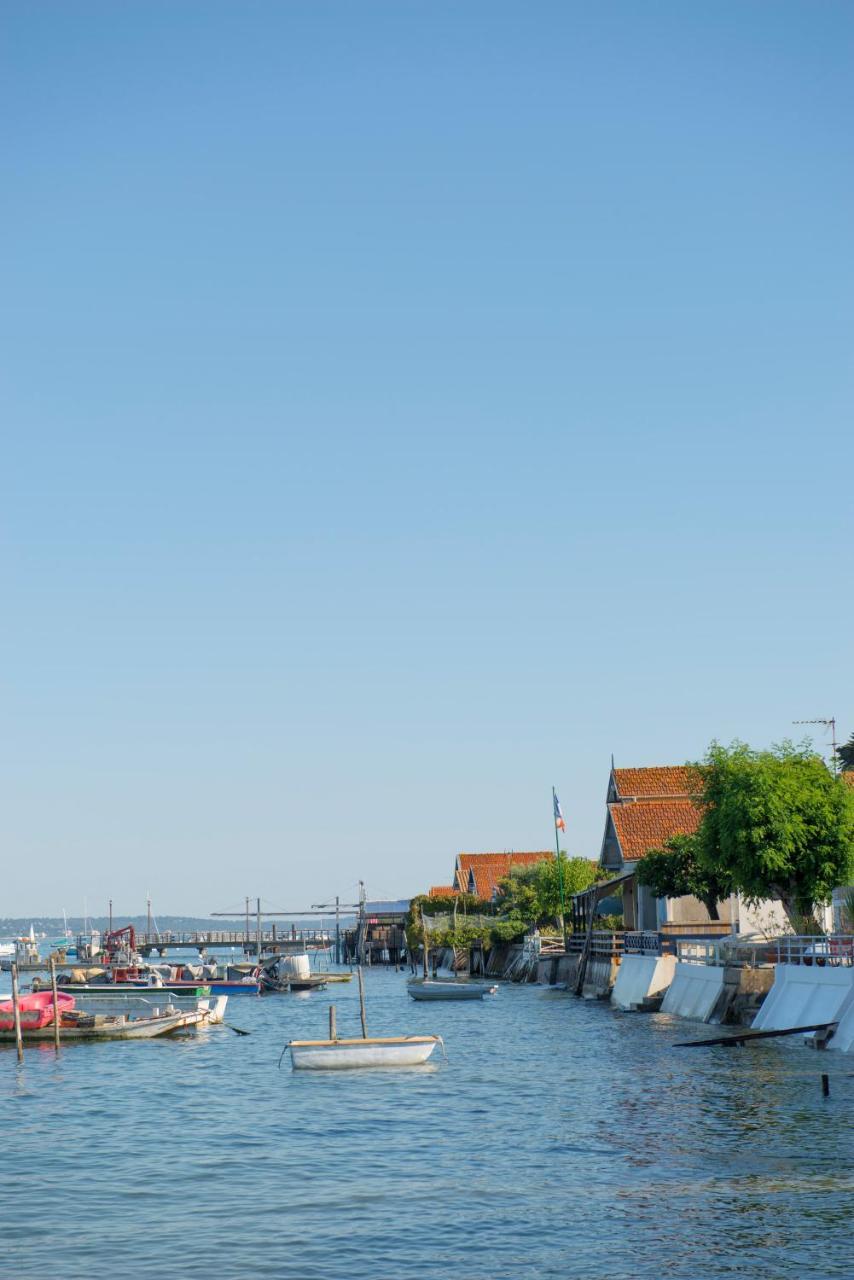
[50,957,61,1052]
[357,966,368,1039]
[328,1004,337,1041]
[574,902,596,996]
[11,963,24,1063]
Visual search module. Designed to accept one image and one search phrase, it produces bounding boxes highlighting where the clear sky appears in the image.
[1,1,851,918]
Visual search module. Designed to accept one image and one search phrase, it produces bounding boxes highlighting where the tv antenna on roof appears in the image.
[793,718,838,776]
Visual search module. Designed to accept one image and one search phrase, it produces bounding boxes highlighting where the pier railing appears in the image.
[134,929,334,951]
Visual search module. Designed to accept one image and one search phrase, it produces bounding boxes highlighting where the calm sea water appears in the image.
[1,966,851,1278]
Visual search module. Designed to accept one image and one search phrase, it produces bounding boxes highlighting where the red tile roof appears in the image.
[609,797,701,862]
[427,885,458,899]
[455,851,554,899]
[612,766,698,799]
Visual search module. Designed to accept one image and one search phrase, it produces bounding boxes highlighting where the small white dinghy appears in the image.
[285,966,443,1070]
[407,979,497,1001]
[289,1034,442,1070]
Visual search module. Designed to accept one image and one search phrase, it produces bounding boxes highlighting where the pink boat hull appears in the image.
[0,991,75,1030]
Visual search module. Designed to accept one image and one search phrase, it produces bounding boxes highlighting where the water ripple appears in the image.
[2,969,852,1278]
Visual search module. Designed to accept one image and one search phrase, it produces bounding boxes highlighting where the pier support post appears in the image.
[50,957,61,1052]
[357,966,368,1039]
[11,963,24,1063]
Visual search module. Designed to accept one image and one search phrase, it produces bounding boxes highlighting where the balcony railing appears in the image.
[676,939,722,966]
[774,935,854,967]
[623,930,663,956]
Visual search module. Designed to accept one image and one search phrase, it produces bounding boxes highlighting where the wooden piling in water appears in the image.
[50,957,61,1052]
[11,963,24,1063]
[329,1004,337,1041]
[357,966,368,1039]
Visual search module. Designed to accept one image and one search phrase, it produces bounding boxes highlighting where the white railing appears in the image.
[775,934,854,967]
[676,939,722,966]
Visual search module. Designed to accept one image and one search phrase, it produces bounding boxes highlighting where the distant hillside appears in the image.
[0,914,345,937]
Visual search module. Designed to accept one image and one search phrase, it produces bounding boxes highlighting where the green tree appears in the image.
[636,833,731,920]
[691,740,854,923]
[837,733,854,773]
[496,854,599,928]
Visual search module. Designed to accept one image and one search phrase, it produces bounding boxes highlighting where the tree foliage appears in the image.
[417,893,493,919]
[495,854,600,929]
[636,833,731,920]
[405,894,523,951]
[837,733,854,773]
[690,740,854,920]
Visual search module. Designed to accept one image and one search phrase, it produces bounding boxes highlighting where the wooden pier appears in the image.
[0,927,336,972]
[133,927,334,956]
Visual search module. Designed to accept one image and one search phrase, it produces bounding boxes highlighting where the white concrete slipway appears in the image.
[660,963,726,1022]
[751,963,854,1052]
[611,954,676,1011]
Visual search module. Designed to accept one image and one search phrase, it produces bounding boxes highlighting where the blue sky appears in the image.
[1,1,852,917]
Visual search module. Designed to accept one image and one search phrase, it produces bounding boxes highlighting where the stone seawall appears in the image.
[535,952,618,997]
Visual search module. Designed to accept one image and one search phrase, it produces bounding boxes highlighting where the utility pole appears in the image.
[553,787,567,952]
[256,896,262,964]
[108,899,113,934]
[793,718,838,775]
[147,895,152,939]
[358,880,366,965]
[245,896,250,951]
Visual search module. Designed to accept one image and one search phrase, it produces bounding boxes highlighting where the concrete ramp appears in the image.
[827,985,854,1053]
[752,965,854,1049]
[611,954,675,1011]
[661,963,726,1022]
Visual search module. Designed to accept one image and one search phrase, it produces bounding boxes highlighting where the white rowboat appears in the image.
[288,1034,442,1070]
[0,1008,211,1042]
[407,980,497,1001]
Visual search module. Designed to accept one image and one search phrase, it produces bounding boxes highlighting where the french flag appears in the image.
[553,792,566,831]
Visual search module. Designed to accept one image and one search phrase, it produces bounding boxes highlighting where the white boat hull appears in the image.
[0,1009,209,1041]
[289,1035,441,1070]
[407,980,496,1001]
[44,991,227,1022]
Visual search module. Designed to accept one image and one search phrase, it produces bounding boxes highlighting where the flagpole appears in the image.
[553,786,567,952]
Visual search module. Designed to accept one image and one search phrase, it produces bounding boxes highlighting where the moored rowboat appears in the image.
[407,979,497,1001]
[56,991,229,1024]
[0,1007,212,1042]
[288,1034,442,1070]
[0,991,75,1029]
